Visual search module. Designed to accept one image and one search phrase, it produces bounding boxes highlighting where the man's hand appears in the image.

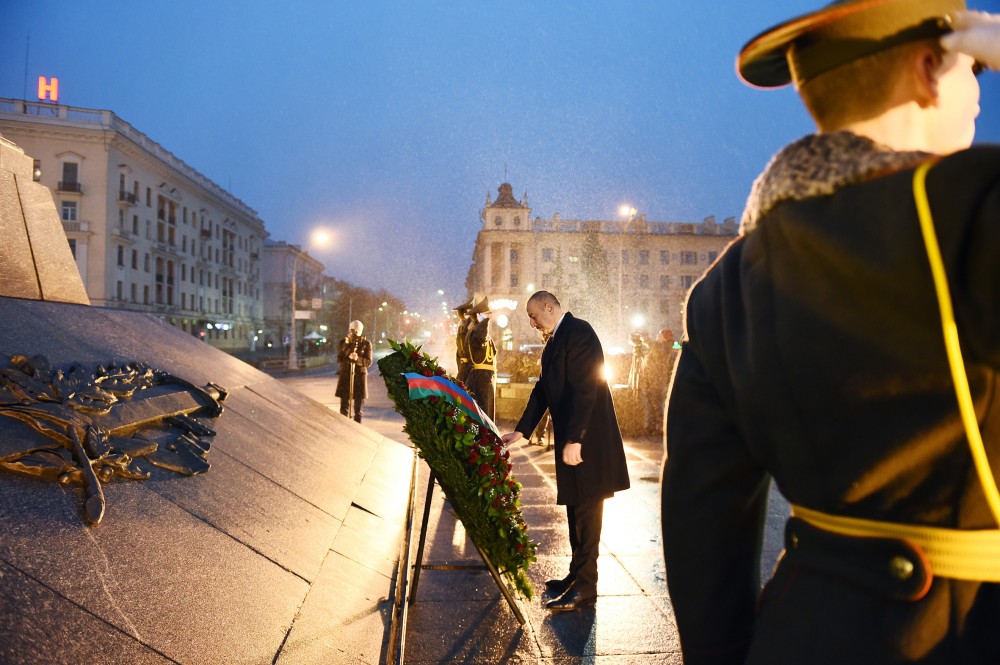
[502,431,523,445]
[563,442,583,466]
[349,352,359,362]
[942,11,1000,70]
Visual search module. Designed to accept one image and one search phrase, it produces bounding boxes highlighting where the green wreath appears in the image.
[379,339,536,598]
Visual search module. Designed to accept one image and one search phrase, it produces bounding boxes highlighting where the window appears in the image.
[639,274,650,289]
[639,250,649,265]
[116,280,123,301]
[681,275,696,288]
[660,250,669,264]
[144,253,150,272]
[708,251,719,263]
[514,216,521,226]
[510,248,519,264]
[146,187,152,207]
[130,283,137,303]
[61,201,77,222]
[132,215,139,235]
[494,216,502,227]
[660,274,670,289]
[62,162,79,185]
[117,246,124,267]
[510,273,519,287]
[143,285,150,305]
[681,251,697,265]
[542,248,554,262]
[68,239,76,258]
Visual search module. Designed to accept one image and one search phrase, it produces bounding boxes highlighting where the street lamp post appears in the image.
[618,205,637,344]
[287,230,330,370]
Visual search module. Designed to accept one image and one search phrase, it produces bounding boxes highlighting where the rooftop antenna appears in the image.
[23,31,30,100]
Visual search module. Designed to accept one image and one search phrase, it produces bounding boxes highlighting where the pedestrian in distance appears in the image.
[661,2,1000,663]
[502,290,630,611]
[336,320,373,423]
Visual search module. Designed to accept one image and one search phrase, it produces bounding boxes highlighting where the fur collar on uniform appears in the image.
[739,130,931,234]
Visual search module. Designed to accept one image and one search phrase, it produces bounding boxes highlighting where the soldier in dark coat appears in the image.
[662,3,1000,664]
[502,291,630,611]
[465,293,497,421]
[453,296,474,384]
[335,320,372,423]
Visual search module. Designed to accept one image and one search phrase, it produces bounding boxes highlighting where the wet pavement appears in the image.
[277,360,788,664]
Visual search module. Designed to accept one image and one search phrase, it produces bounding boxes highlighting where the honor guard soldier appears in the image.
[335,320,372,423]
[661,2,1000,664]
[453,296,475,384]
[465,293,497,421]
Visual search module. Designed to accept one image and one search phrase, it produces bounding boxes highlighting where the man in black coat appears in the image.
[335,320,373,423]
[502,291,630,611]
[662,2,1000,663]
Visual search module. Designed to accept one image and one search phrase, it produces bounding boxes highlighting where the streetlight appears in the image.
[618,205,637,343]
[288,229,330,370]
[373,301,388,347]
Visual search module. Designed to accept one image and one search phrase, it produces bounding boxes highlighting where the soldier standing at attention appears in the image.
[465,293,498,421]
[661,2,1000,663]
[335,320,372,423]
[453,296,474,384]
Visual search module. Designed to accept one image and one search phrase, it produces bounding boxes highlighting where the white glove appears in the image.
[941,11,1000,71]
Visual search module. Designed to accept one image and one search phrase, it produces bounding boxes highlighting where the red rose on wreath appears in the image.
[468,450,479,464]
[453,424,465,433]
[478,463,490,476]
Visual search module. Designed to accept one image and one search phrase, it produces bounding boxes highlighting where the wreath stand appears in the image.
[408,467,526,625]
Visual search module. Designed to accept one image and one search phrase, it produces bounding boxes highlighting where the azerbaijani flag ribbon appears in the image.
[403,372,501,438]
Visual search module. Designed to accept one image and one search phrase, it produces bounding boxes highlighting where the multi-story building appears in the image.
[262,240,327,354]
[465,182,738,351]
[0,98,268,352]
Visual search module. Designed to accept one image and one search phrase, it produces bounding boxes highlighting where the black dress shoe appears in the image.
[544,576,576,595]
[544,587,597,611]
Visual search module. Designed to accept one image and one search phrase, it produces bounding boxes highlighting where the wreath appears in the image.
[378,339,536,598]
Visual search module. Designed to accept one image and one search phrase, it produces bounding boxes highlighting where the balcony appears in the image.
[58,181,82,194]
[118,190,136,205]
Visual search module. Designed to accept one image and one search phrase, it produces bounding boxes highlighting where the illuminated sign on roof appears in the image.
[37,77,59,103]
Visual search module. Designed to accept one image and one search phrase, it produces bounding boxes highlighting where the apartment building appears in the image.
[0,98,268,352]
[465,182,738,350]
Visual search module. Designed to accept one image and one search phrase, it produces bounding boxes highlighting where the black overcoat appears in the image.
[335,334,373,400]
[516,313,630,505]
[662,147,1000,664]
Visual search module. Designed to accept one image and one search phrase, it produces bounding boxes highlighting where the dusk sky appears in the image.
[4,1,999,315]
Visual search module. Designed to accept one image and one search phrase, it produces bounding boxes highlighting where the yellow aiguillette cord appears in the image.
[913,160,1000,527]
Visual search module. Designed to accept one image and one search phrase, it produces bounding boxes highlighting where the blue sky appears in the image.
[3,1,999,314]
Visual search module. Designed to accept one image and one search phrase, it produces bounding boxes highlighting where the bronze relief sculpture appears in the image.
[0,355,226,524]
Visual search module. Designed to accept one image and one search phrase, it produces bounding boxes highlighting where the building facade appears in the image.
[465,182,738,351]
[262,240,327,354]
[0,98,268,352]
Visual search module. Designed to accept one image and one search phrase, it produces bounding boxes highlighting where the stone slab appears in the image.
[17,175,89,304]
[0,297,414,664]
[144,431,343,583]
[277,552,392,665]
[0,168,42,300]
[0,474,307,664]
[216,389,371,521]
[0,560,174,665]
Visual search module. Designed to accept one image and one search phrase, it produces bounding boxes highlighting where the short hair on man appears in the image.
[798,38,942,131]
[527,290,560,308]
